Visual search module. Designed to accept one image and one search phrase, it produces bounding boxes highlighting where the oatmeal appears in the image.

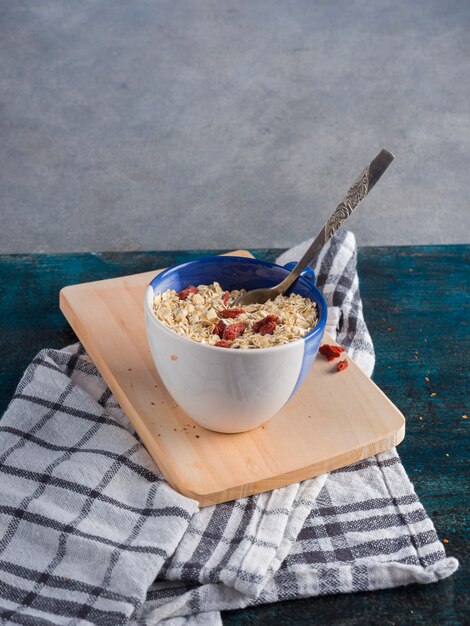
[152,282,318,349]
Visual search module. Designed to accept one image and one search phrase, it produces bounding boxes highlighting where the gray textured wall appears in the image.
[1,0,469,252]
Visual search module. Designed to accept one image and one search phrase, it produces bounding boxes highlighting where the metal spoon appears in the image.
[234,148,394,307]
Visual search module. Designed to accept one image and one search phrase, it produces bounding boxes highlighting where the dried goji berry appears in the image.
[213,320,226,338]
[178,285,198,300]
[259,321,277,335]
[319,344,345,361]
[223,322,246,341]
[336,359,349,372]
[219,308,245,318]
[252,315,280,333]
[215,340,232,348]
[222,291,230,305]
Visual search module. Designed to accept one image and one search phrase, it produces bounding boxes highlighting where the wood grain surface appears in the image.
[0,245,468,624]
[59,250,404,505]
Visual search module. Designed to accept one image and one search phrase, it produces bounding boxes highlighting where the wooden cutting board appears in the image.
[60,250,405,506]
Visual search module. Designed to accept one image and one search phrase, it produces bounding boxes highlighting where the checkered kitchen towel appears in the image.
[0,231,457,625]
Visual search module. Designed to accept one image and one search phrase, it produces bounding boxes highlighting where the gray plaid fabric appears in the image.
[277,230,375,376]
[0,232,457,625]
[0,344,199,625]
[133,449,458,625]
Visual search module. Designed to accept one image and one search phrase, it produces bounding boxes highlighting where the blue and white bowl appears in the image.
[144,256,327,433]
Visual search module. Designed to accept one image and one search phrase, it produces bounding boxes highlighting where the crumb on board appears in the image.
[431,392,437,396]
[425,377,430,382]
[443,538,449,543]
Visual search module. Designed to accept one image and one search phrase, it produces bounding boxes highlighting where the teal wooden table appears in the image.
[0,245,468,625]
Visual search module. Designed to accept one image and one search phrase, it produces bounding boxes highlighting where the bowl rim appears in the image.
[144,255,327,354]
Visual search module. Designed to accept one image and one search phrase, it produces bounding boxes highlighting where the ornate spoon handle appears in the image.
[277,148,394,293]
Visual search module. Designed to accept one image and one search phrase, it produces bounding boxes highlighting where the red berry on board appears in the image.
[319,344,345,361]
